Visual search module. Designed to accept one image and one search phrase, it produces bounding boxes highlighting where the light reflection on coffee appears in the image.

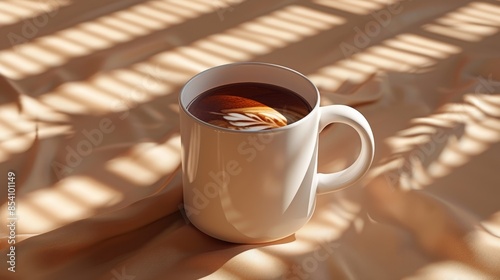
[187,82,311,131]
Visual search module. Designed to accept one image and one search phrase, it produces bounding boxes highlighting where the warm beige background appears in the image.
[0,0,499,279]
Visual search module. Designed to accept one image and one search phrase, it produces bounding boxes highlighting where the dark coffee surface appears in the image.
[187,82,311,131]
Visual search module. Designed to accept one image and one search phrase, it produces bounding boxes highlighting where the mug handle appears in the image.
[316,105,375,194]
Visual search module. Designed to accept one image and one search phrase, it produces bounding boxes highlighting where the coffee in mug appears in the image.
[187,82,312,131]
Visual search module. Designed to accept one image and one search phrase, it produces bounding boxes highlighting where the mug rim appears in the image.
[179,62,321,134]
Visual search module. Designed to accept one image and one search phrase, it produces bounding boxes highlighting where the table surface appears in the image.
[0,0,499,279]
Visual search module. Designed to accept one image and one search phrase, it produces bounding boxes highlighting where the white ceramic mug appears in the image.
[179,62,374,243]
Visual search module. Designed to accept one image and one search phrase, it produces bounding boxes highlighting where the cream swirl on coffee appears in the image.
[195,94,288,131]
[210,106,287,131]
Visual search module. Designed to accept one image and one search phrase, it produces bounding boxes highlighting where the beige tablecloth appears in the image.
[1,0,499,279]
